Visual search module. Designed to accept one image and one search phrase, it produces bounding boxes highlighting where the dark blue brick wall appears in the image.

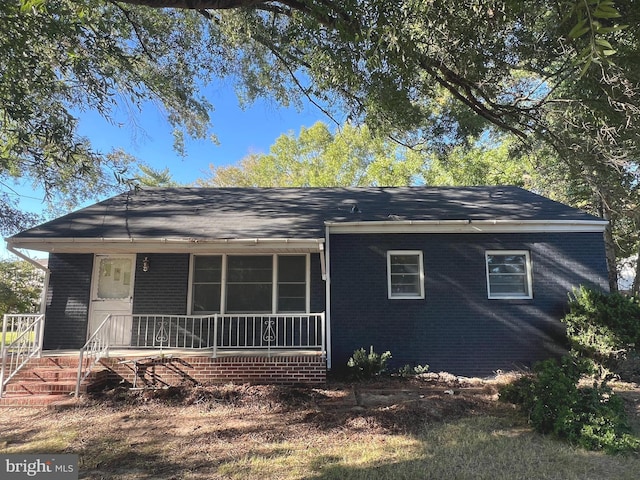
[329,232,609,376]
[132,254,190,314]
[43,253,93,349]
[310,254,326,313]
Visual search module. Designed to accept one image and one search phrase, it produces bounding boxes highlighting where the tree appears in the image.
[110,1,639,156]
[423,138,538,188]
[4,0,639,284]
[199,122,423,187]
[135,164,182,187]
[0,260,43,317]
[1,0,214,234]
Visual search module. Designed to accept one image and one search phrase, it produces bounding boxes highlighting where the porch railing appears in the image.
[214,313,326,357]
[1,314,45,398]
[127,313,325,354]
[75,312,325,397]
[76,314,113,397]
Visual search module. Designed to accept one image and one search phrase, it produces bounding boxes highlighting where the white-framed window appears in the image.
[191,255,222,313]
[387,251,425,299]
[189,254,309,314]
[485,250,533,299]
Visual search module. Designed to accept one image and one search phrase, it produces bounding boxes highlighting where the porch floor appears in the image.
[42,348,324,358]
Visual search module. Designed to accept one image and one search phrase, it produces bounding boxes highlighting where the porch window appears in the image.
[277,255,306,312]
[226,256,273,313]
[192,255,222,313]
[485,251,533,299]
[387,251,425,299]
[190,254,309,314]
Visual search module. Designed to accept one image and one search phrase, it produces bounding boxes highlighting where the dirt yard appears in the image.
[3,373,640,479]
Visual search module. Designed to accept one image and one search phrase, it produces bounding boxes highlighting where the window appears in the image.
[226,256,273,313]
[387,251,425,299]
[485,251,533,299]
[190,254,308,314]
[277,256,307,312]
[191,255,222,313]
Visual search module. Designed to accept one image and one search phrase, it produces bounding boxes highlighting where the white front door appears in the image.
[89,255,136,346]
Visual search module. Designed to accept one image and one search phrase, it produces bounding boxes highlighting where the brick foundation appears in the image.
[100,355,326,387]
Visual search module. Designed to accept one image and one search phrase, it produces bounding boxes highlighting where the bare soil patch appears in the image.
[2,373,640,479]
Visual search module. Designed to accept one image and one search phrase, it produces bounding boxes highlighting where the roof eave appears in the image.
[324,219,608,234]
[5,237,325,254]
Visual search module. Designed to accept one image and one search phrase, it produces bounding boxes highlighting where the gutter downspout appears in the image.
[7,244,50,355]
[324,225,332,370]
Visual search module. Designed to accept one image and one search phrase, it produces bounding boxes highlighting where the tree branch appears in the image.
[116,0,270,10]
[108,0,155,60]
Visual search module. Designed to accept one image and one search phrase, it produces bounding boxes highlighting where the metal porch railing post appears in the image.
[0,315,7,397]
[0,347,7,398]
[75,349,85,398]
[320,313,326,359]
[212,314,218,358]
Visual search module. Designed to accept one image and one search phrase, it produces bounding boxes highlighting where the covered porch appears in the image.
[1,312,327,402]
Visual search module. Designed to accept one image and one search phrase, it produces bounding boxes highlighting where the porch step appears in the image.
[13,366,80,382]
[0,393,75,407]
[1,358,111,407]
[5,380,81,395]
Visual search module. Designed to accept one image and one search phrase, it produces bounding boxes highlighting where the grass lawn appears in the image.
[1,378,640,479]
[1,331,36,345]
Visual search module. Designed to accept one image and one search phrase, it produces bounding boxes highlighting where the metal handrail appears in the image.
[75,314,112,398]
[74,312,326,397]
[1,314,45,398]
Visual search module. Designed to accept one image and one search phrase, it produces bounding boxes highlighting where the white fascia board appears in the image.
[324,219,608,234]
[5,237,325,254]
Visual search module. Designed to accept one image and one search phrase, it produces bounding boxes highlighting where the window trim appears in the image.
[188,253,310,314]
[386,250,425,300]
[485,250,533,300]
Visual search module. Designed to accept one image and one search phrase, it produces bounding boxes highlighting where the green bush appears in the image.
[499,356,640,453]
[347,346,392,379]
[398,363,430,377]
[562,286,640,379]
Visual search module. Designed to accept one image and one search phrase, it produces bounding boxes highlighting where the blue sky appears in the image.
[2,84,329,259]
[80,88,329,185]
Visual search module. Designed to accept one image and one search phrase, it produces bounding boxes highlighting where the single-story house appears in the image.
[3,186,609,389]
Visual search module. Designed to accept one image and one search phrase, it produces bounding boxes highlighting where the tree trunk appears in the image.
[601,208,619,293]
[632,246,640,296]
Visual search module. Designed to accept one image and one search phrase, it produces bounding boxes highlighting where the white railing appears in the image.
[74,312,325,396]
[214,313,326,357]
[1,314,45,398]
[125,313,325,354]
[131,315,216,349]
[75,314,113,398]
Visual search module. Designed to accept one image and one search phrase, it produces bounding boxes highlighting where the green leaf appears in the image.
[568,19,590,39]
[595,38,614,49]
[593,5,621,19]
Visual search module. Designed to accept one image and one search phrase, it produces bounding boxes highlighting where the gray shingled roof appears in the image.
[10,186,603,241]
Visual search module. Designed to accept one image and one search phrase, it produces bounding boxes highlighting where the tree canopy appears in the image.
[199,122,422,187]
[0,259,43,316]
[2,0,638,285]
[1,0,214,233]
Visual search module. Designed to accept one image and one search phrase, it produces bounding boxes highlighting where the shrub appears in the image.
[398,363,429,378]
[499,356,640,453]
[347,346,392,379]
[563,286,640,379]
